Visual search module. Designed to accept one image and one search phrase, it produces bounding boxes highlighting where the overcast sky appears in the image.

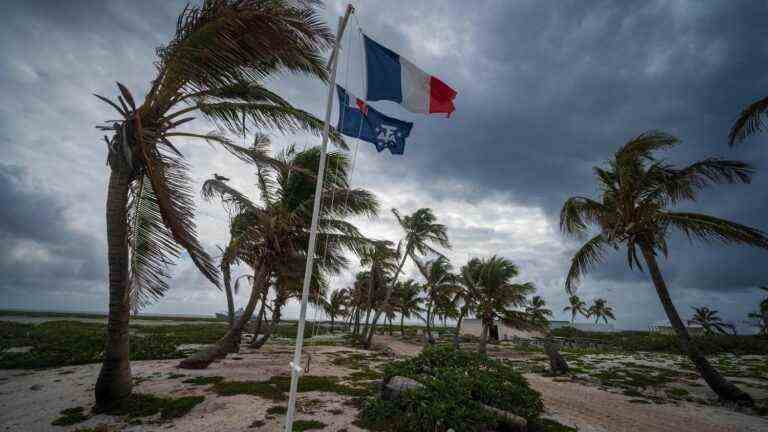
[1,0,768,331]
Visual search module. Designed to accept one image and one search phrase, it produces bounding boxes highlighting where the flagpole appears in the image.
[283,4,355,432]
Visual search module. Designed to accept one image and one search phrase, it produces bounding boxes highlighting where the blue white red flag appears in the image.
[363,34,457,117]
[336,85,413,155]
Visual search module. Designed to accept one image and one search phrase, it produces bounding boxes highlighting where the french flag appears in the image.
[363,34,457,117]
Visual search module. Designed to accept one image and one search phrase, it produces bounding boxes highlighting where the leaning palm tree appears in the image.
[366,208,450,347]
[690,307,733,335]
[92,0,338,410]
[586,298,615,324]
[563,295,587,326]
[561,130,768,406]
[468,255,536,354]
[359,240,398,342]
[179,145,377,368]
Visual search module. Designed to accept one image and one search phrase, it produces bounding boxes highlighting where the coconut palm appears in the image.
[92,0,339,410]
[395,280,423,335]
[413,256,459,343]
[466,255,536,354]
[179,144,377,368]
[526,295,553,328]
[561,130,768,406]
[452,257,483,349]
[690,307,732,335]
[359,240,399,341]
[586,298,615,324]
[563,295,587,325]
[365,208,450,347]
[323,289,349,331]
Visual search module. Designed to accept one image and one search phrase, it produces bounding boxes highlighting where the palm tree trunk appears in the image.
[95,168,132,412]
[479,318,488,355]
[453,313,464,350]
[222,259,235,328]
[179,265,267,369]
[425,305,434,343]
[366,248,410,348]
[639,241,753,406]
[248,289,269,348]
[400,315,405,336]
[252,300,283,349]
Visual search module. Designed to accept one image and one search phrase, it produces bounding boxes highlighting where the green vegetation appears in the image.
[51,407,89,426]
[292,420,326,431]
[267,405,287,415]
[101,393,204,420]
[182,376,224,385]
[0,320,227,369]
[212,375,373,401]
[0,309,222,322]
[551,327,768,355]
[359,346,543,432]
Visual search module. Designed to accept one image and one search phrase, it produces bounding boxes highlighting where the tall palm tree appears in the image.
[365,208,450,347]
[413,256,458,343]
[92,0,338,410]
[690,306,732,335]
[395,279,423,335]
[323,289,349,331]
[179,144,377,368]
[452,258,483,349]
[563,295,587,325]
[466,255,536,354]
[560,130,768,406]
[586,298,615,324]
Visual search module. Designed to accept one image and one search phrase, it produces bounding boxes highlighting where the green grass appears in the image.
[212,375,374,401]
[0,309,222,322]
[292,420,326,431]
[51,407,89,426]
[101,393,204,420]
[182,376,224,385]
[0,320,228,369]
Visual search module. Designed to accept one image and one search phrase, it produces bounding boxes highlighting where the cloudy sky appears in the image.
[2,0,768,331]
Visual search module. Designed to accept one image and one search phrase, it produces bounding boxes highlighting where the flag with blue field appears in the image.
[336,85,413,155]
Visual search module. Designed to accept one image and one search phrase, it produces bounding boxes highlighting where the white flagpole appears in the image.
[283,4,355,432]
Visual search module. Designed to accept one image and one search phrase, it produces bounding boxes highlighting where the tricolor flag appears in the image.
[363,34,457,116]
[336,85,413,155]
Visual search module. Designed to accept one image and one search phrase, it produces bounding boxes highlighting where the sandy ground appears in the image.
[1,335,767,432]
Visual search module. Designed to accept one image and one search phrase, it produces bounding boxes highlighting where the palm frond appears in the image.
[660,212,768,249]
[560,196,606,235]
[127,175,181,313]
[201,175,257,215]
[565,234,608,294]
[729,95,768,146]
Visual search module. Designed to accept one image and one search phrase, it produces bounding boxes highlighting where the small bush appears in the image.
[267,405,287,415]
[102,393,204,420]
[292,419,326,431]
[183,376,224,385]
[359,346,543,432]
[51,407,89,426]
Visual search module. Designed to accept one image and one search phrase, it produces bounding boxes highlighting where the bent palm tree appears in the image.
[93,0,338,410]
[690,307,732,335]
[366,208,450,347]
[359,240,398,342]
[414,256,458,343]
[561,130,768,406]
[323,289,348,331]
[395,280,423,335]
[563,295,587,325]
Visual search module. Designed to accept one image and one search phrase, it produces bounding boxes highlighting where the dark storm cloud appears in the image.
[1,0,767,327]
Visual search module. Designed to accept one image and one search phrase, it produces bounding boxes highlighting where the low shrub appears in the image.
[359,346,543,432]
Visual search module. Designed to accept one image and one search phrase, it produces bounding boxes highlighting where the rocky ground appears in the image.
[1,332,767,432]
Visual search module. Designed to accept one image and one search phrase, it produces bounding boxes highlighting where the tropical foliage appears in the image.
[690,306,733,335]
[563,295,587,325]
[560,130,768,405]
[587,298,616,324]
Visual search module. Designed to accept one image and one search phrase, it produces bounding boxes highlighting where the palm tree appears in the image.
[586,298,616,324]
[359,241,398,341]
[560,130,768,406]
[92,0,338,410]
[365,208,450,347]
[563,295,587,326]
[413,256,458,343]
[526,295,553,328]
[690,307,732,335]
[466,255,536,354]
[179,144,377,368]
[323,289,349,331]
[395,280,423,335]
[453,258,482,349]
